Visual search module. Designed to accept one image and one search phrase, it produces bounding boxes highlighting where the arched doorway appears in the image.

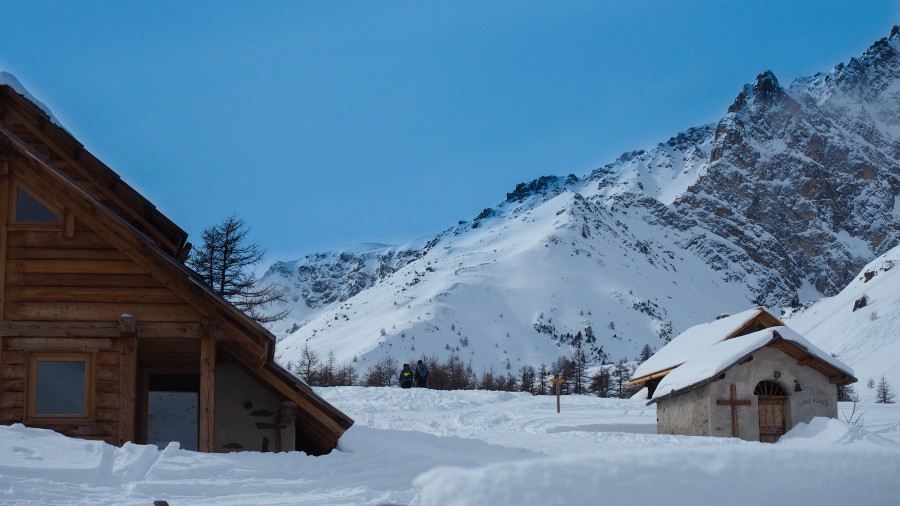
[754,380,787,443]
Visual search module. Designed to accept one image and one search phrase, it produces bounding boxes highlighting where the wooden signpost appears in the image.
[550,374,566,413]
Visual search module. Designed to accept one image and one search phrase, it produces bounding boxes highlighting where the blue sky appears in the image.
[1,1,898,263]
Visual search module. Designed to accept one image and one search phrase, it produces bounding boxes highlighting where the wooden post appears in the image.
[716,383,752,437]
[550,374,565,413]
[198,323,217,452]
[0,153,9,322]
[118,314,138,446]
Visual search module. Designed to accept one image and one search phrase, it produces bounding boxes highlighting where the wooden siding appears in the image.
[0,186,203,445]
[4,227,201,324]
[1,336,121,443]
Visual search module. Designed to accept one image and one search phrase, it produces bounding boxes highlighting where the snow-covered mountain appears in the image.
[269,27,900,375]
[786,243,900,401]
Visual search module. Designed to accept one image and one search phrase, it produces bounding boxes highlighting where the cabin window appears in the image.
[14,186,59,224]
[27,353,94,419]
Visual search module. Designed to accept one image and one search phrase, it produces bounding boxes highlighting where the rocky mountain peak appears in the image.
[727,70,792,114]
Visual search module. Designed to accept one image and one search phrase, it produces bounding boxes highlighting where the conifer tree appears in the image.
[189,213,287,323]
[876,376,896,404]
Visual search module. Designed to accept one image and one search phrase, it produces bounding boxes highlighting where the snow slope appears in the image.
[270,27,900,377]
[786,244,900,401]
[2,387,900,505]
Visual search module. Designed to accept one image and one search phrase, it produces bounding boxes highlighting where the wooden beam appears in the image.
[716,384,751,438]
[798,355,814,366]
[0,152,9,321]
[118,315,137,446]
[198,333,216,452]
[63,208,75,239]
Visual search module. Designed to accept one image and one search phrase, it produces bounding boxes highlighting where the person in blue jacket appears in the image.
[415,360,429,388]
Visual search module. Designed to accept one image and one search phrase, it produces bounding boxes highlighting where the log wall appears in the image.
[0,211,203,445]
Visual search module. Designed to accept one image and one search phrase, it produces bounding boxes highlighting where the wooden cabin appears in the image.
[630,308,855,442]
[0,82,353,454]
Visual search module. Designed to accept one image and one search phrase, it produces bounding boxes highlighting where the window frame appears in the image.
[25,351,96,423]
[9,182,63,228]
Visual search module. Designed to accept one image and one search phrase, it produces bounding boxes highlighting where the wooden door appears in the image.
[758,397,786,443]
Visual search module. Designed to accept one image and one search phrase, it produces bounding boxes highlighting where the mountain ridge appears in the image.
[268,27,900,380]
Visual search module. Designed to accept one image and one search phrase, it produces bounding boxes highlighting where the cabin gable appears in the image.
[0,83,352,454]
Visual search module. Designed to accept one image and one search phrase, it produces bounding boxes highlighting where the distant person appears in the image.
[415,360,429,388]
[399,363,414,389]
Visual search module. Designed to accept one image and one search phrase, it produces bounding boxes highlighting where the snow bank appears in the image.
[3,388,899,505]
[416,443,900,506]
[779,416,900,449]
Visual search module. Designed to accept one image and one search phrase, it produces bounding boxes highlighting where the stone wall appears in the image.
[656,384,712,436]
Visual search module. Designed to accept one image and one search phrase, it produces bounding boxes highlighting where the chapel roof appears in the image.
[648,326,856,404]
[630,306,784,384]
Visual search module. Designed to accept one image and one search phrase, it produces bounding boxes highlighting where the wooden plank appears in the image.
[1,364,24,380]
[6,286,179,304]
[63,208,75,239]
[8,259,146,275]
[95,379,121,394]
[8,229,105,248]
[96,407,119,423]
[6,302,200,322]
[7,247,126,261]
[0,321,121,338]
[3,378,24,392]
[1,350,24,364]
[118,335,137,445]
[95,391,120,408]
[1,154,9,320]
[137,322,202,339]
[10,336,116,350]
[198,334,216,452]
[0,391,23,409]
[6,272,163,288]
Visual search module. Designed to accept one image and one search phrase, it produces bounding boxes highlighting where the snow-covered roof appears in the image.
[0,71,61,126]
[650,326,855,402]
[631,307,780,381]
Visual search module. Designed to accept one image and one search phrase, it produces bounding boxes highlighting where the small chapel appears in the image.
[629,307,856,442]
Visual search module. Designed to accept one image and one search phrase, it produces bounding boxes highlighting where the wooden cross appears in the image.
[716,384,751,437]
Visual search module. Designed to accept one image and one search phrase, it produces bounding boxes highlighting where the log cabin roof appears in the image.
[0,85,189,259]
[0,83,353,451]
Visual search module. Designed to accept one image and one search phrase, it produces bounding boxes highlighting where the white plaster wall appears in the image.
[215,363,296,452]
[706,346,839,442]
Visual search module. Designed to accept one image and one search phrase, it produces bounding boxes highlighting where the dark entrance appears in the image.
[146,373,200,451]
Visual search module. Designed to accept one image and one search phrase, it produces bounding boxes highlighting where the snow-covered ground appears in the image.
[3,387,900,505]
